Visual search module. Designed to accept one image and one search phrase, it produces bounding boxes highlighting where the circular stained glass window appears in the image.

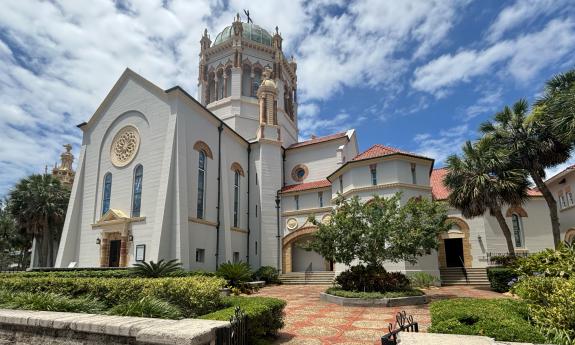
[291,164,308,182]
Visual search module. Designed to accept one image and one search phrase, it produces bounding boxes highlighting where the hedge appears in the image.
[0,269,215,279]
[429,298,546,343]
[487,267,517,292]
[0,276,225,317]
[325,287,423,299]
[200,296,286,343]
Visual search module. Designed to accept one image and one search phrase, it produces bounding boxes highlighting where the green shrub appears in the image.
[407,272,439,288]
[253,266,280,284]
[0,275,225,317]
[489,254,520,267]
[0,269,214,279]
[216,261,252,288]
[513,276,575,339]
[325,287,423,299]
[200,296,285,343]
[487,267,517,292]
[130,259,184,278]
[108,296,182,319]
[0,292,105,314]
[335,265,411,292]
[429,298,545,343]
[514,242,575,278]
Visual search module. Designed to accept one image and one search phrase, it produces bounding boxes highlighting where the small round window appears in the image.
[291,164,308,182]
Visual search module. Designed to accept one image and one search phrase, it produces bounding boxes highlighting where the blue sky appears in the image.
[0,0,574,196]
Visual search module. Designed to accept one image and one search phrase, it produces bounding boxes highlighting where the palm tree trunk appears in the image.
[530,168,561,248]
[492,208,516,255]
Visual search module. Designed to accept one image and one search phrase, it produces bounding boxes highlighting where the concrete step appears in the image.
[279,271,335,285]
[440,268,489,286]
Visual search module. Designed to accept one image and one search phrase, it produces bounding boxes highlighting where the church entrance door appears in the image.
[444,238,464,267]
[108,240,121,267]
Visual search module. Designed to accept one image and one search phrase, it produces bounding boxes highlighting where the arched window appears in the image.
[225,67,232,97]
[233,171,240,227]
[252,68,262,97]
[242,65,251,96]
[208,73,215,103]
[132,165,143,217]
[197,150,207,219]
[511,214,524,248]
[102,172,112,215]
[217,70,224,100]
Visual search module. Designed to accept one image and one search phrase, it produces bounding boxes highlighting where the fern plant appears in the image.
[130,259,183,278]
[216,261,252,288]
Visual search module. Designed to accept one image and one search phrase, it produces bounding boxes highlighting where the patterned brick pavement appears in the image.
[253,284,504,345]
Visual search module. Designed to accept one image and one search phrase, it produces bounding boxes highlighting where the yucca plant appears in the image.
[130,259,183,278]
[108,296,182,319]
[216,261,252,288]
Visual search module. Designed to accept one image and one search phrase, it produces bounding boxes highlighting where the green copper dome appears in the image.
[213,22,272,47]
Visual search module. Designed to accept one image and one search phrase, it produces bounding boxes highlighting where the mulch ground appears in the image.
[252,284,504,345]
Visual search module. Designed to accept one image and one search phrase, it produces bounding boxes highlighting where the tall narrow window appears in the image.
[217,71,224,100]
[255,241,258,255]
[132,165,143,217]
[197,150,206,219]
[242,65,251,96]
[411,163,417,184]
[225,68,232,97]
[568,192,574,206]
[233,171,240,227]
[318,191,324,207]
[295,195,299,210]
[370,164,377,186]
[233,252,240,263]
[511,214,524,248]
[559,194,566,209]
[252,69,262,96]
[102,173,112,215]
[339,176,343,193]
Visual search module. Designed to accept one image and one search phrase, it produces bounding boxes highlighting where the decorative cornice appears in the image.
[189,217,217,227]
[328,155,433,181]
[334,183,432,201]
[282,206,332,217]
[91,217,146,229]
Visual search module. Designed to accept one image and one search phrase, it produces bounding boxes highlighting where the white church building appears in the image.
[55,17,571,282]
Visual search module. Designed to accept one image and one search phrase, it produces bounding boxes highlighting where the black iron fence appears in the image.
[381,311,419,345]
[215,307,247,345]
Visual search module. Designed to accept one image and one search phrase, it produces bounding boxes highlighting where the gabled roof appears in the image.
[280,180,331,194]
[287,131,349,149]
[545,164,575,185]
[430,167,543,200]
[327,144,433,181]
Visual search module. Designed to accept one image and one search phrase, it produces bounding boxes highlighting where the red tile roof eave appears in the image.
[280,180,332,194]
[286,132,348,150]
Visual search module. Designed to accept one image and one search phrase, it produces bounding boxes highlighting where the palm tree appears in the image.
[445,139,530,254]
[480,99,571,248]
[534,69,575,142]
[8,174,70,267]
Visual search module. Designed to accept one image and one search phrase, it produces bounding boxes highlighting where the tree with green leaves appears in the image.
[0,199,32,270]
[308,193,449,267]
[480,99,571,248]
[8,174,70,267]
[444,139,530,255]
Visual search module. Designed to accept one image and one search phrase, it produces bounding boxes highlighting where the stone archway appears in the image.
[565,228,575,244]
[282,226,331,273]
[438,217,473,268]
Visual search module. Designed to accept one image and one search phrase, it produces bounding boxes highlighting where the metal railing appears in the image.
[381,311,419,345]
[215,307,247,345]
[459,256,468,283]
[304,262,313,283]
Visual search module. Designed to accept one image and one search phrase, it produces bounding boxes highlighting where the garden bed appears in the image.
[320,287,427,306]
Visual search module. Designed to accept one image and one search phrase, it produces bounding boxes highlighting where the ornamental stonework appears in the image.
[110,126,140,167]
[286,218,298,230]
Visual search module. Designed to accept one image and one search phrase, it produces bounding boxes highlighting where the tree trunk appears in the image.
[530,168,561,248]
[492,208,516,255]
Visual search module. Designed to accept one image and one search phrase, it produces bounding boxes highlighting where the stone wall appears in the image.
[0,309,229,345]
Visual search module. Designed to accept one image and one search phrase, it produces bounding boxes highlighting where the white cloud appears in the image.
[413,124,472,164]
[462,88,503,120]
[413,19,575,96]
[486,0,571,42]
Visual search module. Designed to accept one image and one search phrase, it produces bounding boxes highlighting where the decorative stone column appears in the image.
[100,237,109,267]
[119,235,129,267]
[282,243,292,273]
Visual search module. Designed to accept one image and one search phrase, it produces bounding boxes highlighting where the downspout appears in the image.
[246,144,251,264]
[215,123,223,268]
[275,192,281,271]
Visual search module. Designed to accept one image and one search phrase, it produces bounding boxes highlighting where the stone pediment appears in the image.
[92,209,144,229]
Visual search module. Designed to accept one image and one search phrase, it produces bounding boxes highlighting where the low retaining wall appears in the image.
[0,309,229,345]
[320,292,428,307]
[397,332,547,345]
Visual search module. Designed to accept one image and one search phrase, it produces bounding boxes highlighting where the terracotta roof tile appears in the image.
[430,167,544,200]
[280,180,331,193]
[352,144,430,161]
[288,132,348,149]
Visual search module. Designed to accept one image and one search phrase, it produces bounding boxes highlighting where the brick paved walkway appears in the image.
[253,284,504,345]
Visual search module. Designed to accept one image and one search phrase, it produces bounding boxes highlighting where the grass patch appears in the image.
[201,296,286,344]
[429,298,546,343]
[325,287,424,299]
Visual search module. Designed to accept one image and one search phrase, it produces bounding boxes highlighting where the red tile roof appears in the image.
[352,144,430,161]
[288,132,348,149]
[430,168,450,200]
[280,180,332,193]
[430,167,544,200]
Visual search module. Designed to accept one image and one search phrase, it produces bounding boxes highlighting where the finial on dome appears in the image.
[275,26,279,34]
[203,28,208,37]
[262,66,272,80]
[236,13,241,22]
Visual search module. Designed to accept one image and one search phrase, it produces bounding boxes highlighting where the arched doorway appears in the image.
[438,217,473,268]
[565,228,575,245]
[282,226,332,273]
